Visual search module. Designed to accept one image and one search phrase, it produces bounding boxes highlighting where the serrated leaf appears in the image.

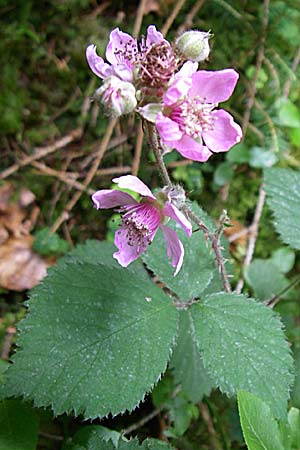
[143,205,216,300]
[170,310,213,402]
[264,168,300,249]
[245,259,289,301]
[191,293,293,418]
[63,425,120,450]
[237,391,285,450]
[0,399,39,450]
[2,261,178,418]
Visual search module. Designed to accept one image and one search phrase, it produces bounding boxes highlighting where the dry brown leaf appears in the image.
[224,219,248,249]
[0,182,53,291]
[0,236,51,291]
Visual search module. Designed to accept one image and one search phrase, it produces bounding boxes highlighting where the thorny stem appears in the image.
[146,122,172,186]
[146,122,232,294]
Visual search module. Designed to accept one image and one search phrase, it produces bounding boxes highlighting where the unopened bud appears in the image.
[95,75,137,117]
[175,30,211,63]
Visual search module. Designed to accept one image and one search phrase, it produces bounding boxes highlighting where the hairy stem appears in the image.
[146,121,231,293]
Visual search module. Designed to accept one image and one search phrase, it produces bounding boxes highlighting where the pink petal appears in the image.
[106,28,137,66]
[163,78,192,106]
[146,25,165,47]
[156,113,183,143]
[112,64,134,82]
[160,225,184,276]
[112,175,156,199]
[113,225,148,267]
[173,134,213,162]
[202,109,242,152]
[86,45,112,79]
[162,202,192,237]
[92,189,137,209]
[175,61,198,79]
[190,69,239,103]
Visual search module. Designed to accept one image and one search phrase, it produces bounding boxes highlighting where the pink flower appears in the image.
[86,25,166,83]
[92,175,192,276]
[155,69,242,162]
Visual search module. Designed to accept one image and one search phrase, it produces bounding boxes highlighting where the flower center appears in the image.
[114,38,139,66]
[120,202,162,247]
[170,96,217,139]
[138,42,179,87]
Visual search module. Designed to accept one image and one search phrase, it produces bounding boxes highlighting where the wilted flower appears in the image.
[94,75,137,117]
[175,30,211,63]
[92,175,192,275]
[154,69,242,161]
[86,25,177,87]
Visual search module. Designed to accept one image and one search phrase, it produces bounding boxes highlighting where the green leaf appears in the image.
[288,407,300,449]
[170,310,213,402]
[244,259,289,301]
[33,227,69,256]
[191,293,293,418]
[277,98,300,128]
[143,208,216,300]
[270,248,295,274]
[291,346,300,408]
[0,399,39,450]
[249,147,278,168]
[264,168,300,249]
[2,261,178,418]
[226,143,250,164]
[118,439,175,449]
[0,360,9,385]
[213,162,234,187]
[63,425,120,450]
[237,391,285,450]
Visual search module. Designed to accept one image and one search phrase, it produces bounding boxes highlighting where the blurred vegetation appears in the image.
[1,0,300,448]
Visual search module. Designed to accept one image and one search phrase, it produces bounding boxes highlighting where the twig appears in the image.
[199,402,222,450]
[177,0,206,35]
[282,46,300,98]
[31,161,93,195]
[50,118,117,233]
[122,406,163,435]
[97,165,132,176]
[161,0,186,37]
[235,184,266,294]
[1,327,16,360]
[242,0,269,135]
[182,205,232,293]
[0,128,82,180]
[132,121,144,176]
[266,275,300,308]
[132,0,147,38]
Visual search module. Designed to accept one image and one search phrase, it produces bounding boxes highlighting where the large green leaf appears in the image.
[191,293,293,418]
[143,224,216,301]
[237,391,285,450]
[169,310,213,402]
[0,399,39,450]
[244,259,289,301]
[264,168,300,249]
[2,260,178,418]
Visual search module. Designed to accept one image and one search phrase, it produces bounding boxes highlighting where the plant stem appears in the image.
[146,122,172,186]
[146,121,231,293]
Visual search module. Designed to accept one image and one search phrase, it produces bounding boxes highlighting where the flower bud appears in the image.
[175,30,211,63]
[95,75,137,117]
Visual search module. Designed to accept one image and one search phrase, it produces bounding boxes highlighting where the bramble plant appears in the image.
[1,12,300,450]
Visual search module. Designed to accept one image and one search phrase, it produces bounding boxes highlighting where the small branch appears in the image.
[266,275,300,308]
[177,0,205,35]
[122,406,163,435]
[0,128,82,180]
[50,118,117,233]
[199,402,222,450]
[236,184,266,294]
[282,46,300,99]
[132,0,147,38]
[146,122,171,186]
[242,0,269,135]
[161,0,186,37]
[182,205,232,293]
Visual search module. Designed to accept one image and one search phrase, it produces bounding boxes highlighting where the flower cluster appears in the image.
[87,25,242,274]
